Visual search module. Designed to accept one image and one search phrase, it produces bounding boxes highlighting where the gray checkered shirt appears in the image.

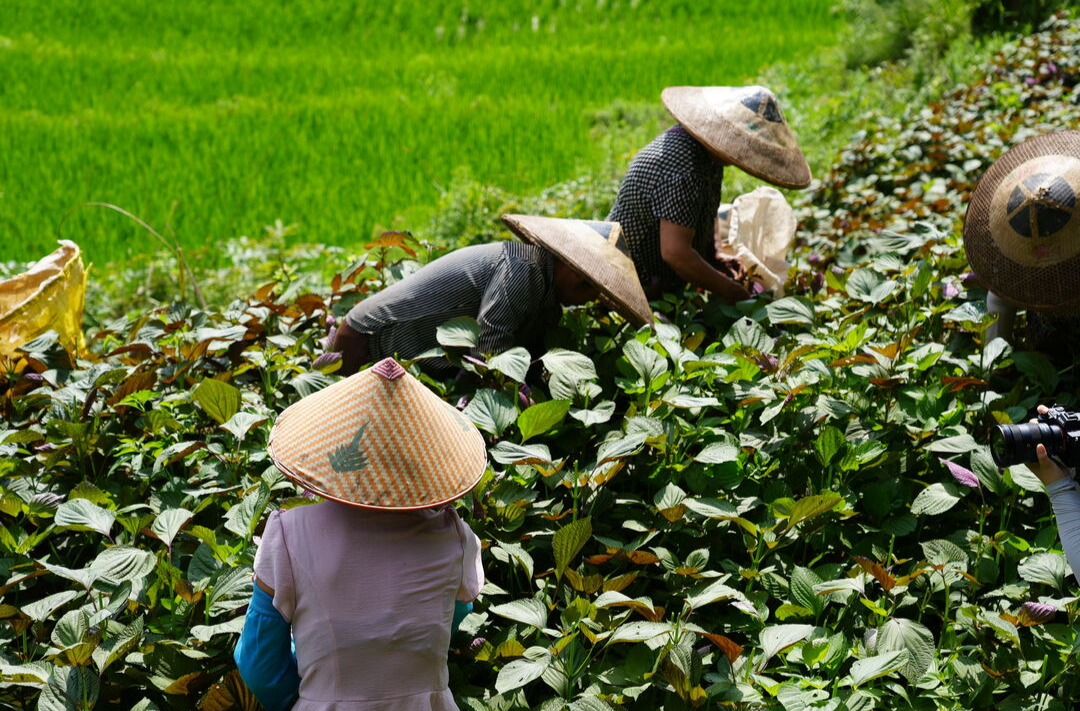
[345,242,559,374]
[607,126,724,289]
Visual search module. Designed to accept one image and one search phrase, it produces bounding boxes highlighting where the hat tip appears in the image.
[371,358,407,380]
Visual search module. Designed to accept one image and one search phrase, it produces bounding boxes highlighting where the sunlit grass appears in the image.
[0,0,843,263]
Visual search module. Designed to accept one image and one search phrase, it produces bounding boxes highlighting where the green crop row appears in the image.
[0,0,842,264]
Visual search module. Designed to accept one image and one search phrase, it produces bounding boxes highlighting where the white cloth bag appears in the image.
[714,186,797,296]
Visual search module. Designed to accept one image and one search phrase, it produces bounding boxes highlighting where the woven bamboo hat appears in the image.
[502,214,653,327]
[661,85,812,189]
[268,358,487,510]
[964,130,1080,312]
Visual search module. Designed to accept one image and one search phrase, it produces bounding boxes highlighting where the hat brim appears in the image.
[662,86,812,190]
[267,363,489,510]
[502,214,653,327]
[963,130,1080,312]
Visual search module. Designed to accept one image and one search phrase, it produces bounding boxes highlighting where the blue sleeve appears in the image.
[451,600,472,636]
[234,586,300,711]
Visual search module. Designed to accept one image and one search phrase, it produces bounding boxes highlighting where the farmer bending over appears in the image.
[333,215,652,377]
[607,85,811,302]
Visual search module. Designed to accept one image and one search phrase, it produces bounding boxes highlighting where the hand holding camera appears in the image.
[991,404,1079,485]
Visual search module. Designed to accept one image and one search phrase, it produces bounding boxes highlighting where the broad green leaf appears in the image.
[981,337,1012,371]
[518,400,571,442]
[815,427,845,466]
[686,579,747,610]
[55,499,115,538]
[207,566,254,618]
[192,378,241,424]
[51,609,91,649]
[436,316,480,348]
[723,317,773,352]
[495,647,551,694]
[22,590,81,622]
[849,649,908,687]
[0,661,50,685]
[568,698,618,711]
[1018,552,1066,588]
[608,621,675,643]
[489,347,531,383]
[920,539,967,566]
[784,493,843,531]
[759,624,815,667]
[876,618,934,683]
[569,401,616,427]
[93,616,144,674]
[489,441,553,466]
[541,349,597,382]
[846,269,883,302]
[464,389,517,436]
[790,567,824,616]
[981,612,1020,647]
[776,684,830,711]
[596,432,647,464]
[623,340,667,387]
[490,598,548,629]
[224,485,271,539]
[190,616,245,643]
[91,546,156,584]
[289,370,335,397]
[1007,464,1046,493]
[766,296,816,326]
[694,433,740,464]
[37,666,99,711]
[41,562,97,590]
[924,434,978,453]
[593,591,659,618]
[942,300,988,323]
[151,509,194,549]
[553,517,592,580]
[910,483,963,516]
[683,498,740,520]
[220,412,269,442]
[1011,351,1060,392]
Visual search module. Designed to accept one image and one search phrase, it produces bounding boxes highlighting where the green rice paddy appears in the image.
[1,1,843,264]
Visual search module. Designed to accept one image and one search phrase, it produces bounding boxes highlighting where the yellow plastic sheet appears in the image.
[0,240,87,358]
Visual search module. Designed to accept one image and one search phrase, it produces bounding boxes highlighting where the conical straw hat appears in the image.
[268,358,487,510]
[662,85,812,189]
[964,130,1080,311]
[501,214,653,327]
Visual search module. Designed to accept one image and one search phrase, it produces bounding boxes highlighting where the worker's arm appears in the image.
[659,219,750,303]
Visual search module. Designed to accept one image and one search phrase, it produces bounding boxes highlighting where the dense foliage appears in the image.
[3,15,1080,711]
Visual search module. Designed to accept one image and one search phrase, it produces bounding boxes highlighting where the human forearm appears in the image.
[664,248,749,303]
[1047,477,1080,580]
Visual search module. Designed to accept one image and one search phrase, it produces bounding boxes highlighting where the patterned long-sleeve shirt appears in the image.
[607,126,725,290]
[345,242,560,375]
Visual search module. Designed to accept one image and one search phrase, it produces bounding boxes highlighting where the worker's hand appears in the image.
[1025,405,1073,485]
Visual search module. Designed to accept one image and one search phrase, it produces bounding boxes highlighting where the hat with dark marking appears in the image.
[661,85,812,189]
[964,130,1080,311]
[268,358,488,510]
[501,214,653,327]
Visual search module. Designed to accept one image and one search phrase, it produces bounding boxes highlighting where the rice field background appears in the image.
[1,0,844,265]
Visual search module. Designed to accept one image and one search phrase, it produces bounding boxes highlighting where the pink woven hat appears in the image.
[964,130,1080,311]
[501,214,653,327]
[661,85,812,189]
[268,358,488,510]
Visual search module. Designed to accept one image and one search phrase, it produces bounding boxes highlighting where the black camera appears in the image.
[990,405,1080,469]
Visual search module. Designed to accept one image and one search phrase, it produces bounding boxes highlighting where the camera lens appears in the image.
[990,422,1063,467]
